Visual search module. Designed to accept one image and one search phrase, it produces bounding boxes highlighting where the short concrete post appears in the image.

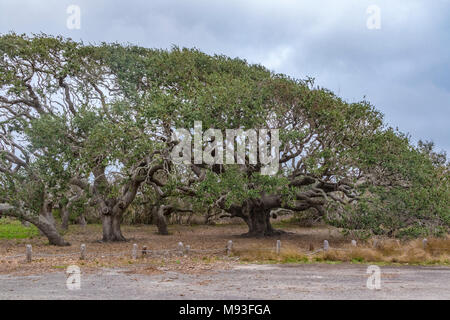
[185,245,190,255]
[323,240,329,251]
[26,244,32,263]
[142,246,147,257]
[276,240,281,255]
[372,239,378,248]
[177,242,184,256]
[132,244,138,259]
[351,240,357,247]
[80,244,86,260]
[226,240,233,256]
[423,238,428,250]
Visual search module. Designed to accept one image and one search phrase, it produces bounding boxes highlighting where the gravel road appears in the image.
[1,263,449,300]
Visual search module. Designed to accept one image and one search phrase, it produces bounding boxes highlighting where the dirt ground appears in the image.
[1,224,450,299]
[1,223,450,275]
[0,223,349,275]
[1,264,450,299]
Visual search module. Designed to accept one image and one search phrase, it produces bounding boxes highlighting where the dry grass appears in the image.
[234,236,450,265]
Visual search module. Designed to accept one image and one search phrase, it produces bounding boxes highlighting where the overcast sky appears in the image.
[1,0,449,153]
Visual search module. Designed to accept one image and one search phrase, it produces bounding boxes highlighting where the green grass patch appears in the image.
[0,218,39,239]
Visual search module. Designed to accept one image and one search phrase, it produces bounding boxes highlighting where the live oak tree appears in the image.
[0,35,76,245]
[135,48,448,237]
[188,75,388,236]
[0,126,70,246]
[103,43,390,236]
[1,33,447,242]
[0,34,164,242]
[329,135,449,238]
[0,34,204,242]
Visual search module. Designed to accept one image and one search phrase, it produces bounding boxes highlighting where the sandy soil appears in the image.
[1,224,450,299]
[1,263,449,300]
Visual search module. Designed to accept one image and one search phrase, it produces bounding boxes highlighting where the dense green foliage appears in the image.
[0,33,448,242]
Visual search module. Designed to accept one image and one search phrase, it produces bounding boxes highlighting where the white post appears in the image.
[226,240,233,256]
[323,240,329,251]
[178,242,184,256]
[423,238,428,250]
[80,244,86,260]
[276,240,281,255]
[26,244,32,263]
[132,244,137,259]
[351,240,357,247]
[372,239,378,248]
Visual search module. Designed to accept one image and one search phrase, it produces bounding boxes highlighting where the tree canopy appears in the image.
[0,33,448,245]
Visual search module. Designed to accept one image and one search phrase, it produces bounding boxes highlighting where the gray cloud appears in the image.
[1,0,449,153]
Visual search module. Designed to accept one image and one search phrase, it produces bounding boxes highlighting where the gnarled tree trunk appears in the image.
[241,199,282,237]
[37,215,71,246]
[218,195,285,237]
[60,204,70,230]
[60,190,84,230]
[99,200,127,242]
[152,205,169,235]
[101,213,125,242]
[151,204,193,235]
[77,214,87,226]
[88,162,157,242]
